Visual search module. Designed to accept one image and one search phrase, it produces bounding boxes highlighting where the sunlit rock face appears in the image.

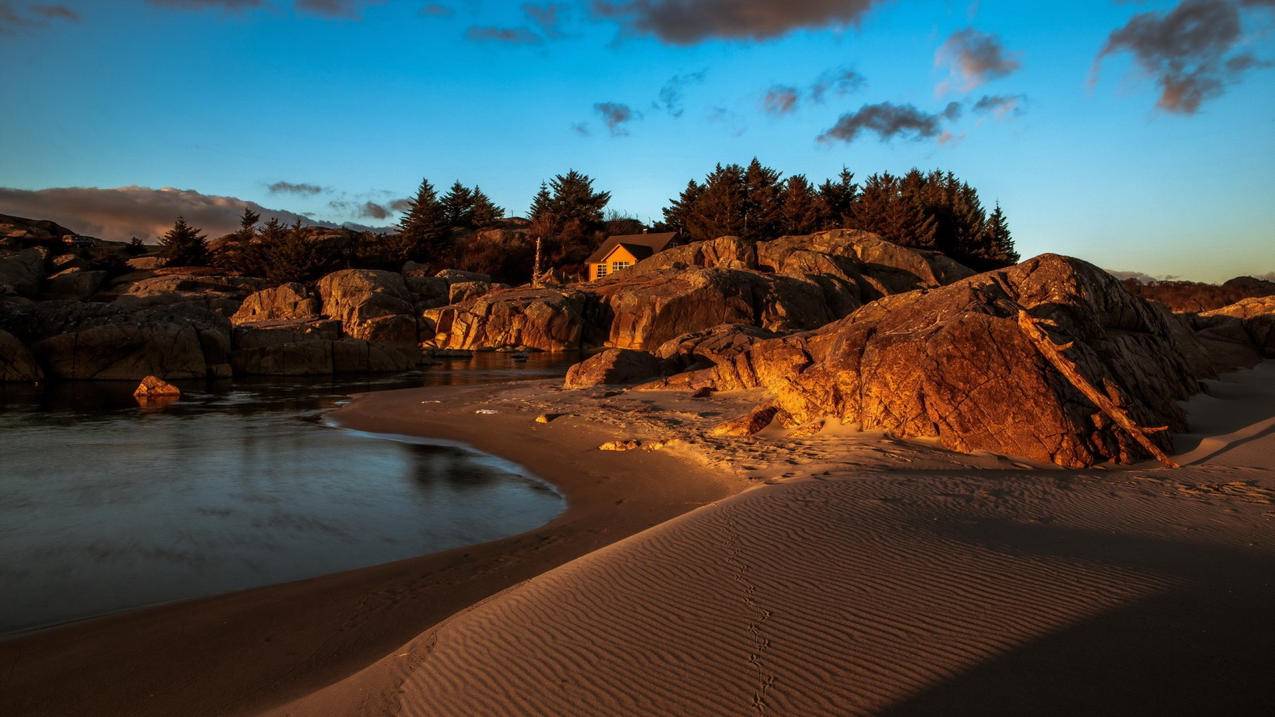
[707,254,1214,468]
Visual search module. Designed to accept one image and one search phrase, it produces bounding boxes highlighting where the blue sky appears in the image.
[1,0,1273,281]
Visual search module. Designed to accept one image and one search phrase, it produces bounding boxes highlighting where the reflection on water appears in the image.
[0,353,573,635]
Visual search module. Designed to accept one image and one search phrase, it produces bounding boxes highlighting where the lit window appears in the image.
[611,261,631,272]
[596,264,608,278]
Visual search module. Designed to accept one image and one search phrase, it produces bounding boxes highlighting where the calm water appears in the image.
[0,355,573,635]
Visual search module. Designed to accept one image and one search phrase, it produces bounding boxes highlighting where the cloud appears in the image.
[31,4,78,21]
[1094,0,1272,114]
[524,2,567,38]
[706,106,747,136]
[593,101,641,136]
[653,69,707,117]
[388,198,413,212]
[571,121,592,136]
[972,93,1026,117]
[592,0,886,45]
[466,25,542,44]
[419,2,451,16]
[295,0,385,19]
[817,101,962,144]
[810,66,865,102]
[0,186,330,242]
[146,0,264,10]
[331,199,395,219]
[762,85,800,115]
[935,28,1021,93]
[1,0,80,31]
[267,180,325,196]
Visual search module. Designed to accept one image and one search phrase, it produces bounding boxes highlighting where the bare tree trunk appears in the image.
[1017,310,1180,468]
[533,235,542,288]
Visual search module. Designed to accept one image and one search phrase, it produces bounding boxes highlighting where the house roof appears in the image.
[587,232,677,265]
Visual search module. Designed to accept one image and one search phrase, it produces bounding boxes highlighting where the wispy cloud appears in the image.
[935,28,1020,93]
[1093,0,1272,114]
[653,69,707,117]
[267,180,325,196]
[762,85,800,115]
[146,0,265,11]
[818,101,962,144]
[593,101,641,136]
[465,2,570,45]
[972,93,1027,118]
[1,0,81,31]
[592,0,887,45]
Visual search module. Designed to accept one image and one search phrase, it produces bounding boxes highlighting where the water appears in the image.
[0,354,573,636]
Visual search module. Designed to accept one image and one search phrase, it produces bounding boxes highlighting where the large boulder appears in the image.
[428,287,598,352]
[43,268,107,300]
[231,319,416,376]
[563,348,665,389]
[654,323,779,371]
[28,301,232,381]
[704,254,1214,468]
[0,329,41,382]
[316,269,418,345]
[0,247,46,297]
[448,280,495,305]
[1196,296,1275,364]
[230,283,319,325]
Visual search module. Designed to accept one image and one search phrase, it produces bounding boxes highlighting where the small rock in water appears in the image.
[598,439,642,452]
[133,375,181,400]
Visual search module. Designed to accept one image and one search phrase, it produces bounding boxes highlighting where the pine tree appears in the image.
[779,174,823,236]
[469,186,504,228]
[395,178,448,264]
[978,203,1019,267]
[690,163,747,241]
[536,170,611,266]
[817,168,859,229]
[239,207,261,232]
[742,158,783,241]
[159,217,209,266]
[441,181,475,229]
[662,180,703,236]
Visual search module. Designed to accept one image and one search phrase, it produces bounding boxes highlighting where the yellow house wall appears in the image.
[589,245,641,282]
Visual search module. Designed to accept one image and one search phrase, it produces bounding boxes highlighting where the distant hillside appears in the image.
[1122,276,1275,313]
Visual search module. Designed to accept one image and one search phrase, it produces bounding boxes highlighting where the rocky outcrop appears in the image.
[43,268,106,300]
[1194,296,1275,366]
[316,269,418,345]
[655,323,778,371]
[449,280,496,304]
[109,267,263,316]
[231,319,417,376]
[230,283,319,325]
[0,329,41,382]
[0,247,46,297]
[133,375,181,399]
[427,287,598,352]
[27,301,232,381]
[563,348,665,389]
[700,254,1213,468]
[422,231,975,354]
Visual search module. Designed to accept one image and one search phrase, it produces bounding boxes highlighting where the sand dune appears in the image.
[280,363,1275,716]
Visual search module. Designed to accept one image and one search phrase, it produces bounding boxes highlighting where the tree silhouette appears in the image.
[159,217,209,266]
[441,181,475,229]
[469,186,504,228]
[394,178,448,264]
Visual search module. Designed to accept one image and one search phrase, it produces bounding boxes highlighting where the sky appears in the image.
[1,0,1273,282]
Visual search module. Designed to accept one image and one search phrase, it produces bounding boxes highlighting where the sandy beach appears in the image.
[4,362,1274,716]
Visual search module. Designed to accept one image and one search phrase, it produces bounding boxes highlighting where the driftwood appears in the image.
[1017,310,1180,468]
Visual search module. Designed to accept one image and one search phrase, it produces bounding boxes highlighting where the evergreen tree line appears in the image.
[158,162,1016,282]
[662,160,1017,269]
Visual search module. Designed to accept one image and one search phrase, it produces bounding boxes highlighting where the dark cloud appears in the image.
[358,201,391,220]
[0,186,326,242]
[817,101,962,144]
[466,25,542,44]
[592,0,885,45]
[31,4,78,20]
[295,0,382,19]
[1095,0,1271,114]
[268,180,325,196]
[810,66,865,102]
[594,101,641,136]
[1,0,80,30]
[936,28,1020,92]
[389,198,413,212]
[524,2,567,38]
[419,2,452,16]
[654,69,707,117]
[762,85,799,115]
[146,0,264,10]
[972,93,1026,117]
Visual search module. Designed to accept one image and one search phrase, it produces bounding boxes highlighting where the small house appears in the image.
[586,232,678,282]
